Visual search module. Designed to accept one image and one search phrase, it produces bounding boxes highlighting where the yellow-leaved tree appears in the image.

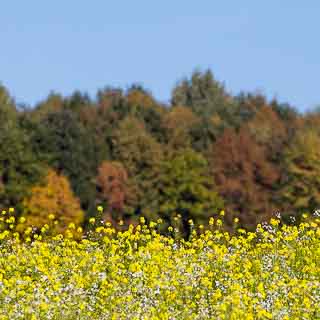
[19,168,84,234]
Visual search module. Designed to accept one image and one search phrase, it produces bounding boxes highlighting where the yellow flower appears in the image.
[68,223,76,229]
[270,218,280,227]
[6,216,15,224]
[0,211,317,318]
[77,227,83,233]
[149,221,157,228]
[139,216,146,224]
[19,216,26,224]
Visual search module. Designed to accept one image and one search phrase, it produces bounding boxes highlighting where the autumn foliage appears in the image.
[0,69,315,234]
[19,169,84,234]
[96,161,131,222]
[210,127,280,228]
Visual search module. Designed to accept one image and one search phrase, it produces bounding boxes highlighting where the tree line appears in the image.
[0,70,319,235]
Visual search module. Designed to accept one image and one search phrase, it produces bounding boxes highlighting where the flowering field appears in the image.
[0,212,319,319]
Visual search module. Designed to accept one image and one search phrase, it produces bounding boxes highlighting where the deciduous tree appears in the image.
[163,106,200,151]
[210,127,280,229]
[112,116,164,216]
[246,105,287,160]
[20,169,84,234]
[279,128,320,221]
[156,149,224,237]
[96,161,134,223]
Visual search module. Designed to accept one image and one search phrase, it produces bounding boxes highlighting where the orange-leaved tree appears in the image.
[96,161,134,223]
[19,168,84,234]
[210,127,280,229]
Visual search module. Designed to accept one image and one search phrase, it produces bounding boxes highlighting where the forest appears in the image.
[1,69,319,235]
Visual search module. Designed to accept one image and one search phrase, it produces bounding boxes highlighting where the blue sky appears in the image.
[0,1,319,111]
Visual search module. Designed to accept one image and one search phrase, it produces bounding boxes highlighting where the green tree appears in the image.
[171,69,232,118]
[64,90,91,113]
[233,92,266,124]
[171,70,238,151]
[112,116,164,216]
[156,149,224,237]
[125,85,166,142]
[279,128,320,221]
[0,85,43,210]
[31,109,97,213]
[96,85,166,141]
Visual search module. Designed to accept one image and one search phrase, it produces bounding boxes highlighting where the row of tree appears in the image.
[0,70,319,235]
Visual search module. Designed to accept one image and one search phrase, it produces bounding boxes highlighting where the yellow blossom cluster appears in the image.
[0,210,319,319]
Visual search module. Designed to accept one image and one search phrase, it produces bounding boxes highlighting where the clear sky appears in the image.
[0,1,319,111]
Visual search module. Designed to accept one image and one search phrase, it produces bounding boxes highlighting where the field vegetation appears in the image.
[0,209,319,319]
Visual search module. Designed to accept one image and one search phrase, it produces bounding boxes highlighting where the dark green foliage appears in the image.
[30,109,98,214]
[112,116,164,217]
[156,149,224,237]
[171,70,240,151]
[233,92,266,123]
[270,100,300,123]
[172,70,231,118]
[64,90,91,112]
[0,85,44,210]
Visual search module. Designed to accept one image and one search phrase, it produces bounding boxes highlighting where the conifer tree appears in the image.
[0,85,43,209]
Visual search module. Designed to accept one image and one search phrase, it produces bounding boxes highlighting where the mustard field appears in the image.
[0,212,319,319]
